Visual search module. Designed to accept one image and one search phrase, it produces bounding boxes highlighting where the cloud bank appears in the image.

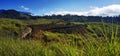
[44,4,120,16]
[21,5,30,11]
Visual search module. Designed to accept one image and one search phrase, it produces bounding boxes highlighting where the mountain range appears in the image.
[0,9,120,24]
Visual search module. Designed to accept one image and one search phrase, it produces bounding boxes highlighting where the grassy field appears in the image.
[0,18,120,56]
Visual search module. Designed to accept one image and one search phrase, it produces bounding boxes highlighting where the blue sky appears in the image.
[0,0,120,16]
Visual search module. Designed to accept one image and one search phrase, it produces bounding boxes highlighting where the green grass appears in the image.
[0,18,120,56]
[22,19,61,25]
[0,18,61,37]
[0,18,24,37]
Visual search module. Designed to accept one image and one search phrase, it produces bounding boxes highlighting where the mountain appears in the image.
[0,9,34,20]
[0,9,32,15]
[0,10,6,13]
[19,11,32,15]
[0,9,120,24]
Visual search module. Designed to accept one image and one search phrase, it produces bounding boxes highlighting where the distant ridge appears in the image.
[0,9,120,24]
[0,9,32,15]
[0,9,35,20]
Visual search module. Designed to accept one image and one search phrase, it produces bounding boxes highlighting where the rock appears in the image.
[20,26,32,39]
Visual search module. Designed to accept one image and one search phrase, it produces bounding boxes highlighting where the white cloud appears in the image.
[21,5,30,11]
[44,4,120,16]
[89,6,99,9]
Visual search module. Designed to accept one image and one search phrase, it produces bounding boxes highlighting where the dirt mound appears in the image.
[21,24,88,41]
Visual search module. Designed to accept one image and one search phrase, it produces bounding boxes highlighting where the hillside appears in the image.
[0,17,120,56]
[0,9,120,56]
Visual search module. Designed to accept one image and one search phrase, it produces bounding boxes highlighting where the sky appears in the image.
[0,0,120,16]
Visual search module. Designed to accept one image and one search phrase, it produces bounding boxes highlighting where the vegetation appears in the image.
[0,18,24,37]
[0,18,60,37]
[0,17,120,56]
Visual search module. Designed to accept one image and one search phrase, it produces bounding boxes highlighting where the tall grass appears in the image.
[0,22,120,56]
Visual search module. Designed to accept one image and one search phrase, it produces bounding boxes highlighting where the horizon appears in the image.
[0,0,120,16]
